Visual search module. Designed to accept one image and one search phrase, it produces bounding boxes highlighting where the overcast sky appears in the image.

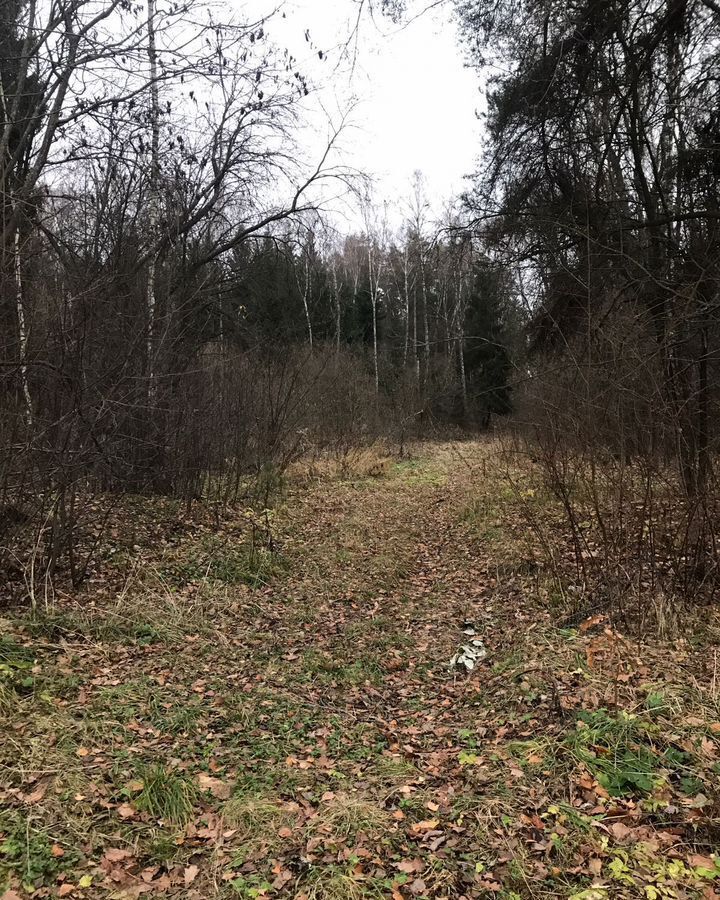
[241,0,483,227]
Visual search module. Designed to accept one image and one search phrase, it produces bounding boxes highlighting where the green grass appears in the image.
[301,649,383,685]
[563,708,706,798]
[161,537,284,588]
[392,458,446,486]
[134,765,198,824]
[0,812,80,892]
[26,609,179,645]
[0,637,35,701]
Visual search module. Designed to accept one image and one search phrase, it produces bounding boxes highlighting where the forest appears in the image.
[1,0,720,899]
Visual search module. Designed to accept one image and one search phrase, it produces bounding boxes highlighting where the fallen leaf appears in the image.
[271,867,293,890]
[410,819,439,833]
[117,803,136,820]
[184,865,199,886]
[51,843,65,858]
[58,885,75,897]
[396,859,424,874]
[25,784,47,804]
[689,854,716,869]
[197,773,232,800]
[104,848,133,863]
[609,822,634,841]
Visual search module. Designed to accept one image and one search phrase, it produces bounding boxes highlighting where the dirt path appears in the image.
[1,441,719,900]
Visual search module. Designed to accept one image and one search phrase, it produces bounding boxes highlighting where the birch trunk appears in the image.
[14,230,33,427]
[331,259,341,354]
[299,251,313,349]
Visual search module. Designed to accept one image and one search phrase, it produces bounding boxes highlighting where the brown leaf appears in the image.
[58,885,76,897]
[410,818,439,833]
[410,878,427,895]
[51,843,65,858]
[117,803,136,820]
[608,822,634,842]
[25,784,47,804]
[395,858,424,874]
[1,892,23,900]
[271,868,293,890]
[104,848,133,863]
[184,865,199,886]
[197,773,232,800]
[689,854,716,869]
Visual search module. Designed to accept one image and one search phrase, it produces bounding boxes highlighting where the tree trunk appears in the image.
[146,0,160,404]
[332,258,341,354]
[421,252,430,389]
[14,230,32,427]
[300,251,313,349]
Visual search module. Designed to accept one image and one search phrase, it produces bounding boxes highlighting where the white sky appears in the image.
[240,0,483,227]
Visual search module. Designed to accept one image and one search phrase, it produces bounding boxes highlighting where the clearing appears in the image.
[1,441,719,900]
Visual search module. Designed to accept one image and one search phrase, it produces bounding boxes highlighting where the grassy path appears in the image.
[1,442,719,900]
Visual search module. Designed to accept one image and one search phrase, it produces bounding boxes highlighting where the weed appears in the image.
[0,813,78,891]
[563,709,684,797]
[229,873,274,898]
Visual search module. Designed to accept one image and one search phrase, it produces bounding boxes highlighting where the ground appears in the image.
[1,440,720,900]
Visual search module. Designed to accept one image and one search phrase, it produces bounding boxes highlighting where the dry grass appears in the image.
[300,868,370,900]
[309,791,389,841]
[286,443,393,482]
[221,793,298,855]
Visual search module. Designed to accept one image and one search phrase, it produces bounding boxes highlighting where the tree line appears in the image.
[0,0,519,595]
[457,0,720,609]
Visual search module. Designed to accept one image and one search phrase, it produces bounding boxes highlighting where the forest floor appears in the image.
[2,440,720,900]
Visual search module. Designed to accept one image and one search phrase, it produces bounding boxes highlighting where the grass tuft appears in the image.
[134,765,197,824]
[311,792,388,841]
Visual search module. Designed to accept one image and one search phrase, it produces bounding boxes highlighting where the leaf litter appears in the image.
[1,441,719,899]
